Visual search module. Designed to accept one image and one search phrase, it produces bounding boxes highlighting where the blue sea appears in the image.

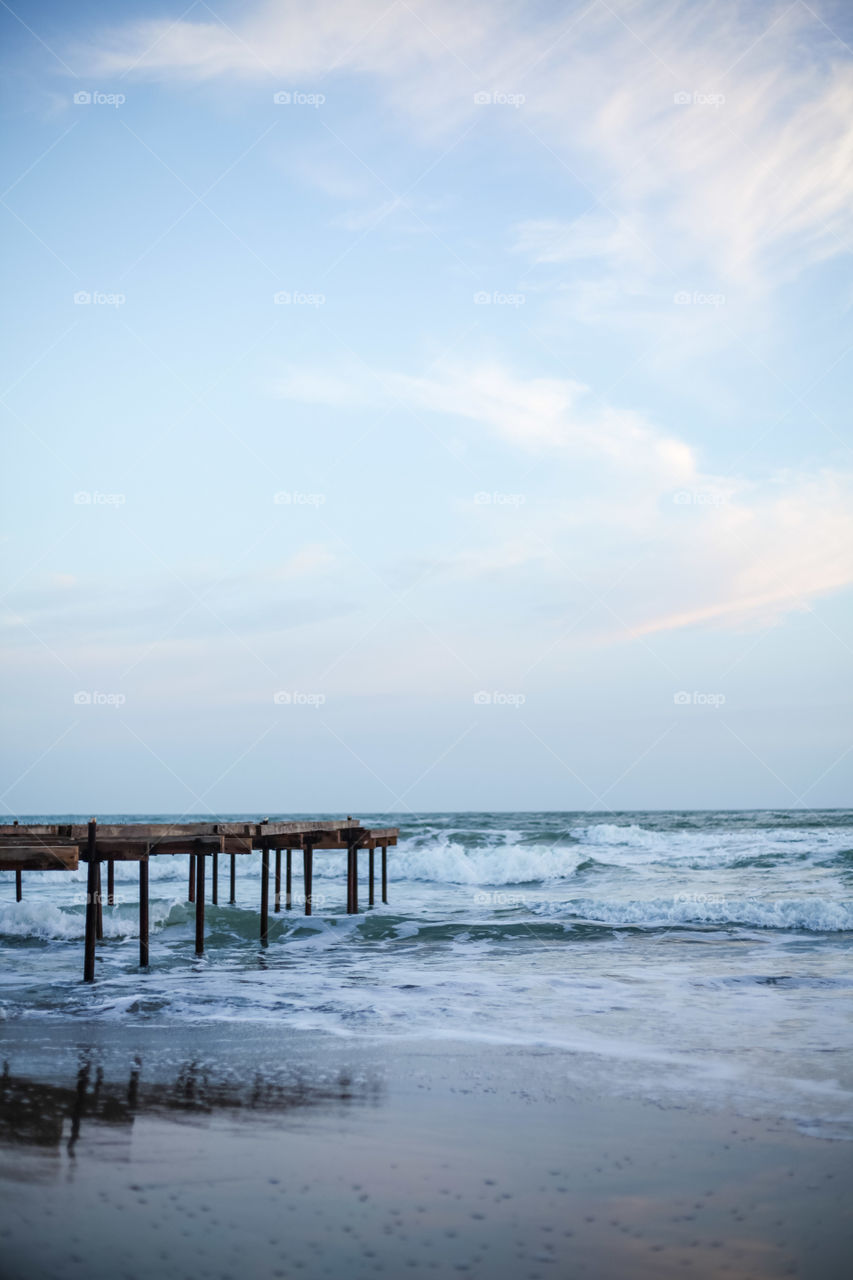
[2,810,852,1139]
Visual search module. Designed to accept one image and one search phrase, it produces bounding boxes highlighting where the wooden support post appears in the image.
[382,844,388,904]
[303,845,313,916]
[346,842,354,914]
[229,852,236,904]
[139,855,149,968]
[194,846,205,956]
[15,870,22,901]
[274,848,281,912]
[212,849,219,905]
[352,844,358,913]
[96,861,103,940]
[107,859,115,906]
[285,850,292,910]
[188,853,196,902]
[260,847,270,942]
[369,848,375,906]
[83,820,98,982]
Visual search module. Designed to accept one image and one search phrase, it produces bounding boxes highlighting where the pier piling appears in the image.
[15,870,21,901]
[212,848,219,905]
[83,820,97,982]
[107,859,115,906]
[229,852,236,904]
[303,845,313,915]
[382,844,388,904]
[260,847,270,942]
[285,849,292,910]
[194,845,205,956]
[188,853,196,903]
[139,855,149,968]
[369,848,375,906]
[274,848,281,912]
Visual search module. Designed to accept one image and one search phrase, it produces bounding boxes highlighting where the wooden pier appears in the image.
[0,819,397,982]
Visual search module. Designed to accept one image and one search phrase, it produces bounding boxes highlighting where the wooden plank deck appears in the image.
[0,817,398,982]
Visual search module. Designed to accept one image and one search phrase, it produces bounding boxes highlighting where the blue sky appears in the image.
[1,0,852,814]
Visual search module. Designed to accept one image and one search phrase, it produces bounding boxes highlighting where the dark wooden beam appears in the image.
[83,820,97,982]
[194,847,205,956]
[139,856,149,968]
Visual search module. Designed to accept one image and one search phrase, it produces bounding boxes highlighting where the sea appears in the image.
[2,810,852,1140]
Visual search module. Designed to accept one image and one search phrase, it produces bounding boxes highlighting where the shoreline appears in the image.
[1,1023,851,1279]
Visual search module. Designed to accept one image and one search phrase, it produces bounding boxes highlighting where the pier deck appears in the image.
[0,819,398,981]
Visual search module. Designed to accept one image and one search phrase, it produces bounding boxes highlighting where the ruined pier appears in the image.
[0,818,397,981]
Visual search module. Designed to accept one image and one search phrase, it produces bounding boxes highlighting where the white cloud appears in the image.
[275,358,853,634]
[79,0,853,286]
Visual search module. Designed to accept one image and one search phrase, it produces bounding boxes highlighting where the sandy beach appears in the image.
[1,1021,851,1280]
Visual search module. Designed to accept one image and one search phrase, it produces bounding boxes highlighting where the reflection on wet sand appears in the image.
[0,1057,383,1156]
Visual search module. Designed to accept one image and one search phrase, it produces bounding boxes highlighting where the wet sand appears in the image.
[1,1023,851,1279]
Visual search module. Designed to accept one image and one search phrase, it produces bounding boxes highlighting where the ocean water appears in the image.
[2,810,852,1140]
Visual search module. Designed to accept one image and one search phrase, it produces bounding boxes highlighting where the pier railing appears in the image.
[0,819,398,981]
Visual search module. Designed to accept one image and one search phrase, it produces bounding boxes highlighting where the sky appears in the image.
[1,0,852,816]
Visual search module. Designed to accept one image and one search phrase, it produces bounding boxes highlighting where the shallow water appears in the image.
[2,810,852,1139]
